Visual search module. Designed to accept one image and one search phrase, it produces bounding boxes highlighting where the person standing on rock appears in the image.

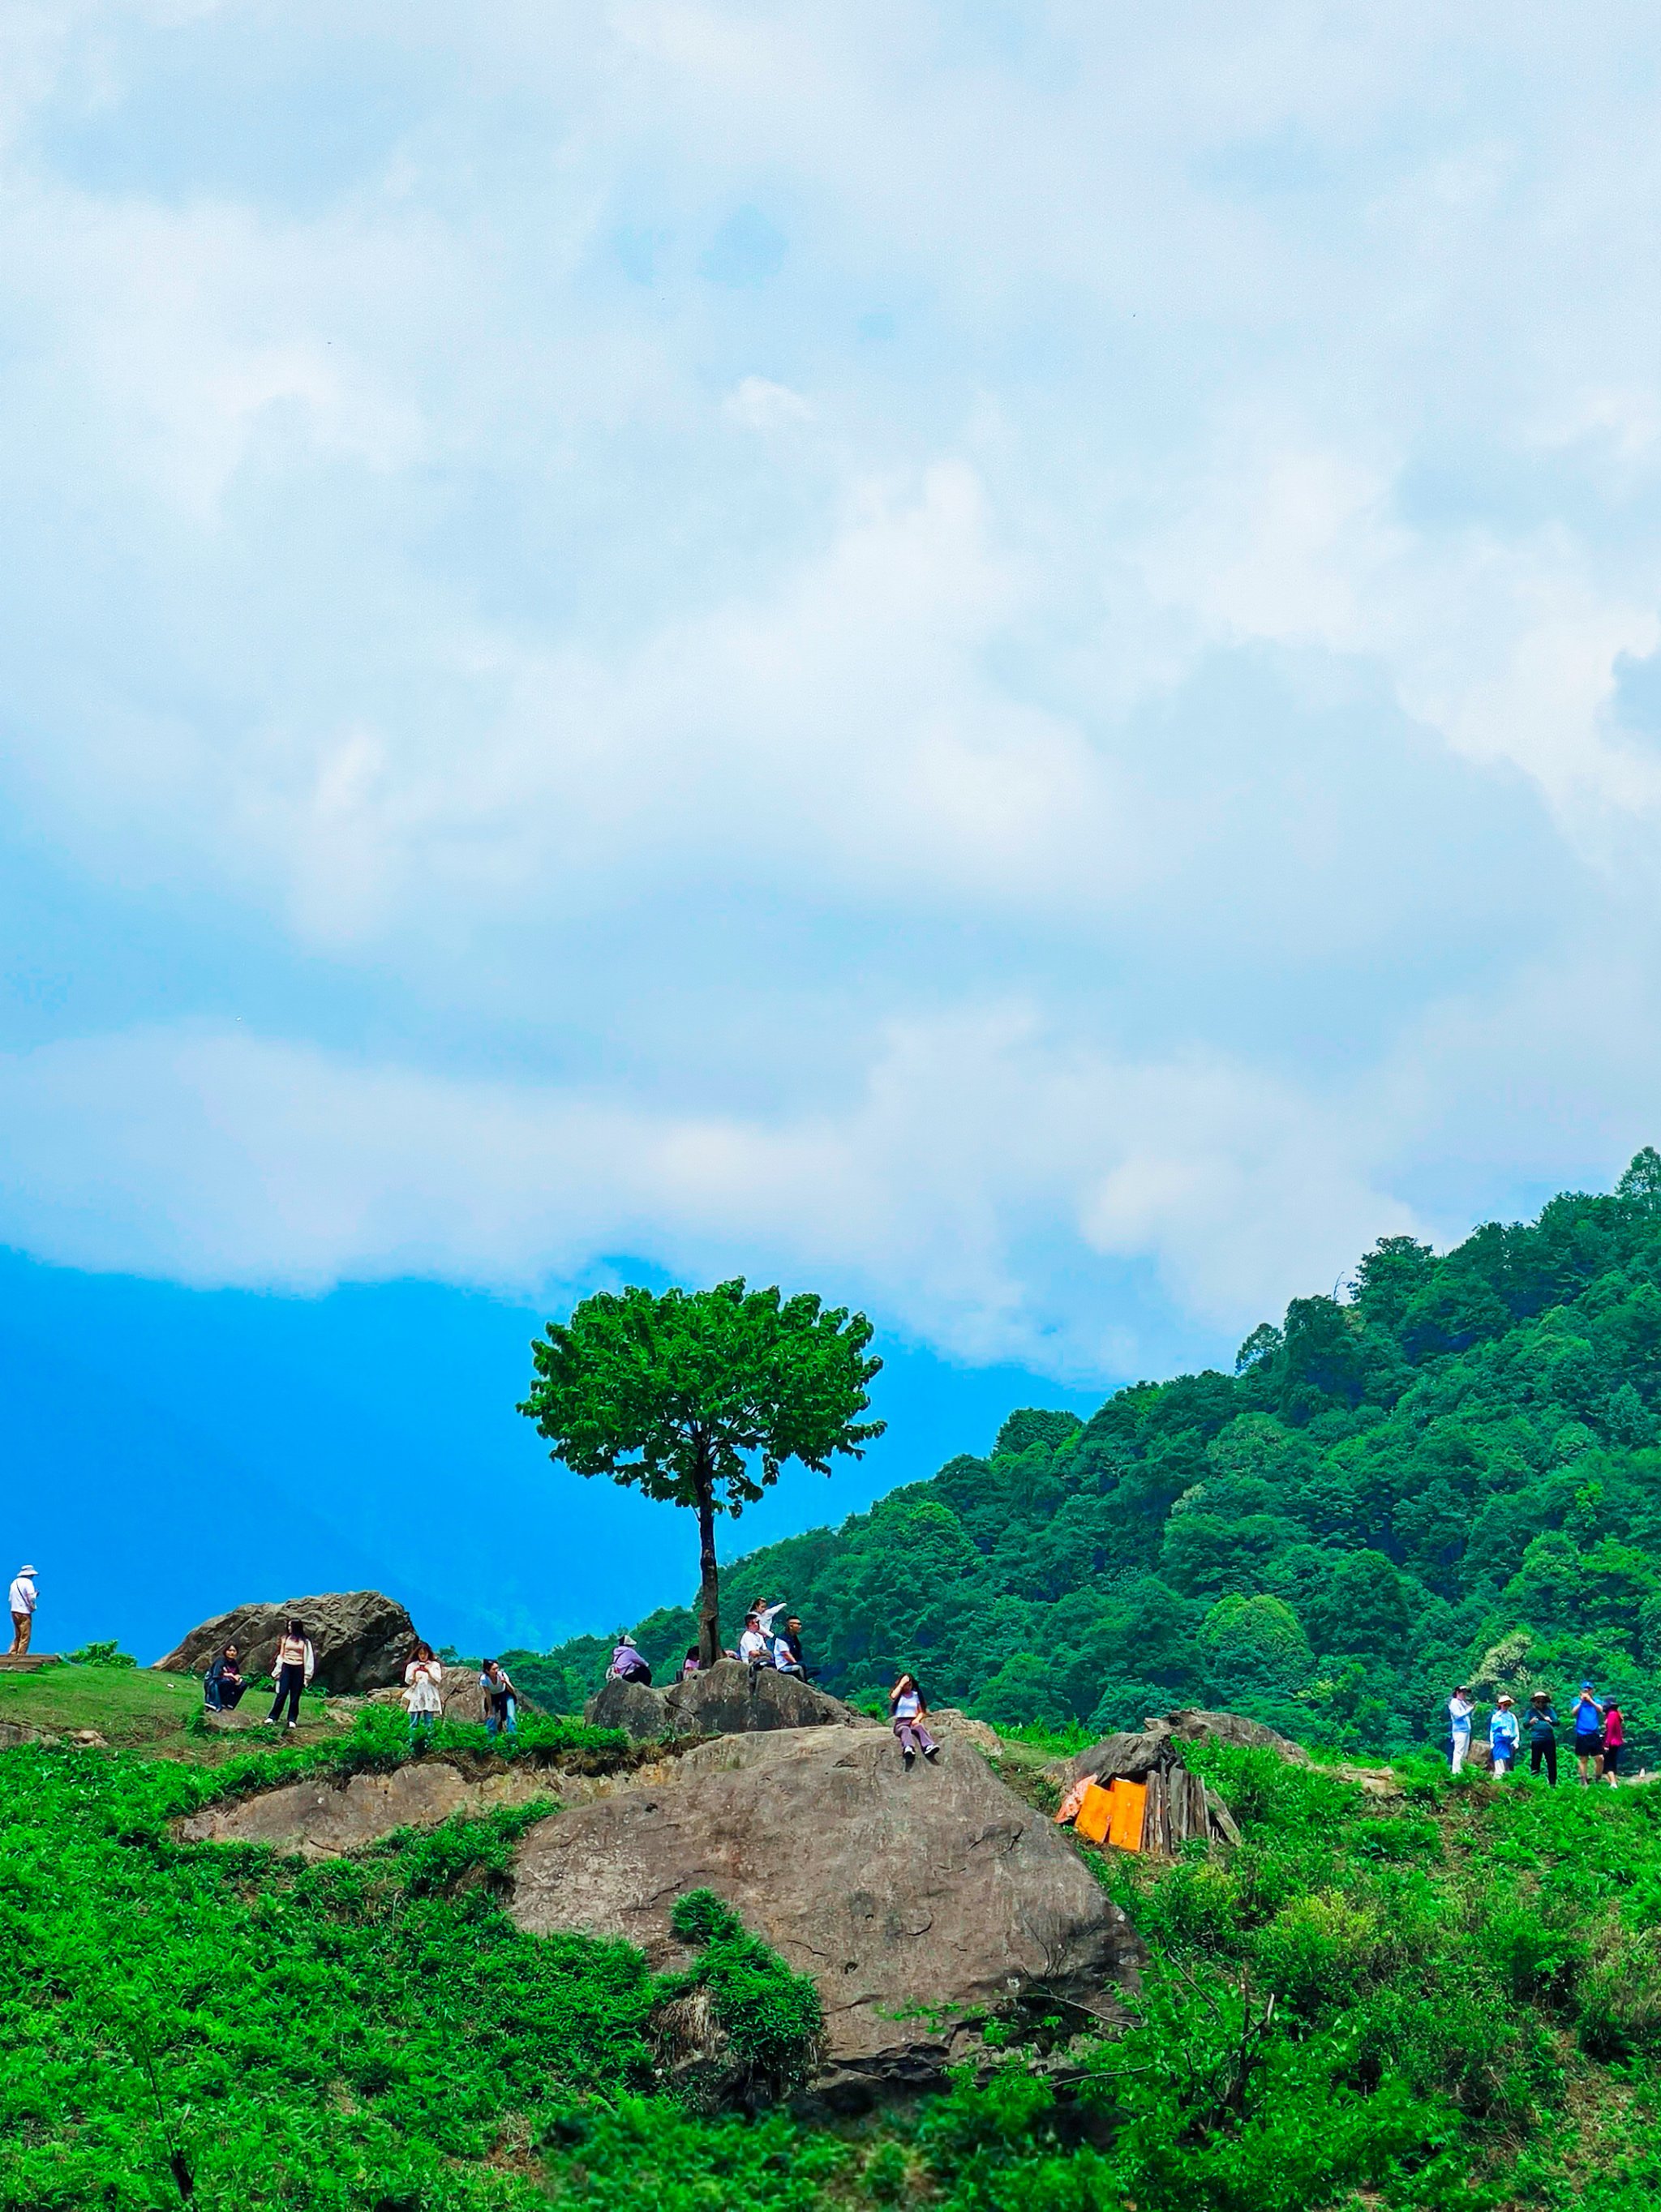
[6,1565,36,1657]
[264,1618,314,1730]
[889,1673,941,1771]
[204,1644,246,1713]
[404,1641,444,1741]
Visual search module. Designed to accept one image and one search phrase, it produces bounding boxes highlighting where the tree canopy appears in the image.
[519,1279,883,1662]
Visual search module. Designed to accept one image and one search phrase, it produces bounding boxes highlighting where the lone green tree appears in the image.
[519,1279,885,1665]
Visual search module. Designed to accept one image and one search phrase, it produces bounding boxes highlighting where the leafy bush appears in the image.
[62,1640,137,1668]
[660,1888,824,2100]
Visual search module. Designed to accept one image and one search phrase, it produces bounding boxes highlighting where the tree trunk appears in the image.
[695,1454,722,1667]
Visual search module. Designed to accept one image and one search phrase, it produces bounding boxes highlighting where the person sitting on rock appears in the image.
[889,1673,941,1771]
[774,1615,808,1677]
[679,1646,701,1680]
[264,1618,315,1731]
[204,1644,245,1713]
[738,1613,775,1671]
[479,1657,517,1738]
[403,1641,444,1741]
[609,1635,652,1685]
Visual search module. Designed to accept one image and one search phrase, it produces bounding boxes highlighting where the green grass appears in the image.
[0,1662,278,1752]
[11,1706,1661,2210]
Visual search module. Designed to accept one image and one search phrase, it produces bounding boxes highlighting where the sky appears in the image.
[3,2,1661,1656]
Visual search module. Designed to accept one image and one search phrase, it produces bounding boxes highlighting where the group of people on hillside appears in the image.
[605,1598,812,1688]
[198,1623,518,1740]
[401,1643,518,1738]
[605,1603,941,1770]
[1448,1681,1626,1786]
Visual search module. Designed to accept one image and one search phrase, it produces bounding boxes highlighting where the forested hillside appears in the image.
[517,1153,1661,1766]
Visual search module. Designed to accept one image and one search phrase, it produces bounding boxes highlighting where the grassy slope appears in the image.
[0,1662,337,1756]
[7,1672,1661,2210]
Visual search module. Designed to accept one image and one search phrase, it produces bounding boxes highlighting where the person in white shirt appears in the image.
[1448,1687,1475,1773]
[7,1566,37,1657]
[404,1642,444,1741]
[264,1618,315,1730]
[889,1673,940,1770]
[738,1613,774,1670]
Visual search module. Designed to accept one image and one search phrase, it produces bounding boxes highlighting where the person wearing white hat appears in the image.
[7,1566,37,1656]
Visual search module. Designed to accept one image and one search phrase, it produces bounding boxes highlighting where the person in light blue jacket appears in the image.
[1489,1694,1521,1777]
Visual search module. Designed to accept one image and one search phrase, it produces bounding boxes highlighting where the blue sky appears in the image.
[2,3,1660,1656]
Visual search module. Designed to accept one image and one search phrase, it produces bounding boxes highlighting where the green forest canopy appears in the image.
[513,1151,1661,1767]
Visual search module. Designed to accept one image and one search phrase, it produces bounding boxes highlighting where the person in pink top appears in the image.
[1601,1699,1626,1787]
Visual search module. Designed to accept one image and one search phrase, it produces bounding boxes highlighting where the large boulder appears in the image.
[583,1660,870,1743]
[664,1659,869,1737]
[154,1592,418,1693]
[508,1725,1144,2105]
[585,1677,673,1741]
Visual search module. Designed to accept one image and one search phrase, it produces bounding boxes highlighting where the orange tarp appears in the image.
[1073,1781,1114,1845]
[1106,1777,1148,1852]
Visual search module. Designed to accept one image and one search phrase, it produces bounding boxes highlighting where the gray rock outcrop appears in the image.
[1166,1708,1311,1764]
[585,1659,870,1743]
[1070,1706,1309,1788]
[585,1677,675,1739]
[154,1592,418,1693]
[179,1760,560,1857]
[508,1724,1143,2104]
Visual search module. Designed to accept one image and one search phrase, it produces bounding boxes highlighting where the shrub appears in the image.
[62,1640,137,1668]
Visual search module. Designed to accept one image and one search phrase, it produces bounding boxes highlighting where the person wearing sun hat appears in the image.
[7,1564,37,1656]
[1489,1693,1521,1778]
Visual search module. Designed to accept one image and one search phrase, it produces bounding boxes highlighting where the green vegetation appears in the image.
[10,1704,1661,2208]
[526,1156,1661,1767]
[0,1661,229,1750]
[519,1276,883,1664]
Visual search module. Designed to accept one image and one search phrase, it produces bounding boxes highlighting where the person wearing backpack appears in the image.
[264,1619,314,1730]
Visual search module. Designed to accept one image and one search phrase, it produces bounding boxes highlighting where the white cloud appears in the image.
[0,1016,1420,1374]
[724,375,813,431]
[0,2,1659,1378]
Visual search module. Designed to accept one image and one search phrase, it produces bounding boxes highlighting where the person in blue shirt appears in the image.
[1489,1694,1521,1778]
[1447,1687,1475,1772]
[1572,1682,1606,1785]
[1526,1691,1560,1786]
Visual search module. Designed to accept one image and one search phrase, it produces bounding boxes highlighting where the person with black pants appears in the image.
[264,1618,315,1731]
[1526,1692,1559,1785]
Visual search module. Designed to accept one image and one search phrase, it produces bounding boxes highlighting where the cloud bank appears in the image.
[0,1,1658,1377]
